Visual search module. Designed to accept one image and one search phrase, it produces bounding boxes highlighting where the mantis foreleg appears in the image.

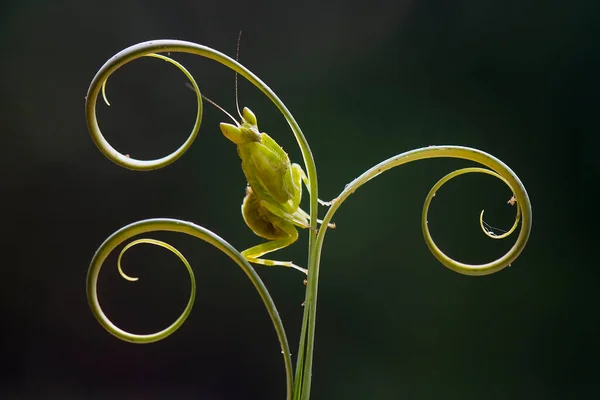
[260,199,335,230]
[241,219,307,274]
[292,163,332,206]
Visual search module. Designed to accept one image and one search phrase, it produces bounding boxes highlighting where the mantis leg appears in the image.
[295,206,336,229]
[261,200,335,230]
[241,220,307,274]
[292,163,332,206]
[259,200,313,229]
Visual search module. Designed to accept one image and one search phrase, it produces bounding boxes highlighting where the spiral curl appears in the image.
[312,147,532,277]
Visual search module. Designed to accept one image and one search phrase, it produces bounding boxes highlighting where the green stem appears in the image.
[292,300,309,398]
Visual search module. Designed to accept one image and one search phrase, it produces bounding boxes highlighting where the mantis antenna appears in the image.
[184,82,239,126]
[234,30,243,120]
[201,92,239,126]
[184,31,244,126]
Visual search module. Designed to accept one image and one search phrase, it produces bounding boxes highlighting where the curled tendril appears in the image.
[90,51,203,171]
[86,219,293,396]
[116,238,191,282]
[423,166,521,258]
[313,147,532,277]
[426,167,522,240]
[479,208,521,240]
[86,39,532,400]
[107,237,195,334]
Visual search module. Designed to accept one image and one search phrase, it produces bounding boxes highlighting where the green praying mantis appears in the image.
[191,33,334,275]
[207,87,334,275]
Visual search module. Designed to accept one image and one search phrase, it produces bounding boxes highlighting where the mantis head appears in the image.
[220,107,261,144]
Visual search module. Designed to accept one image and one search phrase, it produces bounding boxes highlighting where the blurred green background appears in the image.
[1,0,598,399]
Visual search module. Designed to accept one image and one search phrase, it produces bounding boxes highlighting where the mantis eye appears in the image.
[220,123,244,144]
[242,107,258,126]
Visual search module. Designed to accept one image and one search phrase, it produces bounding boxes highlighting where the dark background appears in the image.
[2,0,598,399]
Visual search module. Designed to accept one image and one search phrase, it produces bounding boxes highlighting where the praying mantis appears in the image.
[194,33,334,275]
[209,94,334,275]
